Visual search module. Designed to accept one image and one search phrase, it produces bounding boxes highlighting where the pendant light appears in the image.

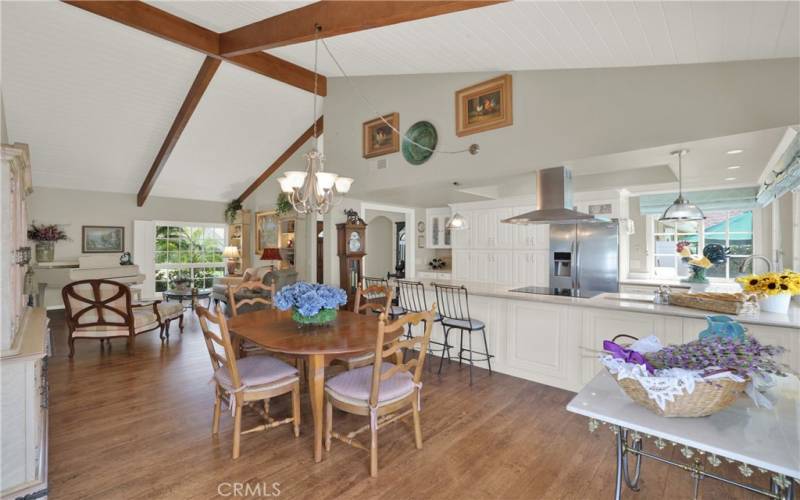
[659,149,705,222]
[277,26,353,215]
[446,212,469,230]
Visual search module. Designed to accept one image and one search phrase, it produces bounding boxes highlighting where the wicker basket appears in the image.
[609,369,748,417]
[607,334,748,417]
[668,292,758,315]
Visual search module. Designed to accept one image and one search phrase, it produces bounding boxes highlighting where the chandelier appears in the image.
[277,26,352,215]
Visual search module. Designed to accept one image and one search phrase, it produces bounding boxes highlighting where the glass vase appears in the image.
[292,308,337,327]
[35,241,54,263]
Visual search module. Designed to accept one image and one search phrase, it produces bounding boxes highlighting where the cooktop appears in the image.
[509,286,605,299]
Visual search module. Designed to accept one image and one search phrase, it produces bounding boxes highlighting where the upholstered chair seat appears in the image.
[326,363,414,406]
[441,318,485,330]
[157,301,184,340]
[214,356,298,392]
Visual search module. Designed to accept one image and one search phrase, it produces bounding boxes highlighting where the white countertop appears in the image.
[621,277,742,292]
[567,371,799,478]
[416,279,800,329]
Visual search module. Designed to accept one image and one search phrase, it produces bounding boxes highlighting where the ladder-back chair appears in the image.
[324,306,435,477]
[332,284,393,370]
[196,304,300,459]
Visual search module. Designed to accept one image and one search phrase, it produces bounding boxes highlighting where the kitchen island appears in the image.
[411,280,799,392]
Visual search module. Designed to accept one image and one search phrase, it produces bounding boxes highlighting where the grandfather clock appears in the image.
[337,219,367,310]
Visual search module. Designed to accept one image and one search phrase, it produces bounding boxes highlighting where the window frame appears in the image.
[648,209,754,280]
[153,221,227,294]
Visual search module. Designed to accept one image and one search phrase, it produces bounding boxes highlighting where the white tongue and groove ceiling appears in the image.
[268,1,799,75]
[2,1,798,203]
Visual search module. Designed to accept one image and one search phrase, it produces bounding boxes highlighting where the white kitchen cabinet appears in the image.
[452,251,471,281]
[511,206,549,250]
[494,207,514,249]
[494,250,513,286]
[469,251,491,283]
[471,211,492,249]
[425,207,452,249]
[512,250,549,287]
[417,271,452,280]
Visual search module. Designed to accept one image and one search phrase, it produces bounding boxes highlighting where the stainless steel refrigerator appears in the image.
[549,221,619,293]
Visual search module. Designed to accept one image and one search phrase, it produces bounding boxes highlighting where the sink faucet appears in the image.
[738,255,772,274]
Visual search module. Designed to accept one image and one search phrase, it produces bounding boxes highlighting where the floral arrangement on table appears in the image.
[274,282,347,326]
[676,242,730,284]
[600,326,790,417]
[28,222,69,263]
[736,270,800,314]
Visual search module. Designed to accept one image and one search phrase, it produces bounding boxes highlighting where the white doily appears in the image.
[601,355,749,411]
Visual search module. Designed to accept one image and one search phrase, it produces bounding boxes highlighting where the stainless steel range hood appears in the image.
[501,166,595,225]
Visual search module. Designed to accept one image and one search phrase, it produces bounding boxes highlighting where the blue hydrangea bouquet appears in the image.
[274,282,347,326]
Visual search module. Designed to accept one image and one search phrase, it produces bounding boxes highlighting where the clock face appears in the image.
[348,231,362,252]
[417,221,425,233]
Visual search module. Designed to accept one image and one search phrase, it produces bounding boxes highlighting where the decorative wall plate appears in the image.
[402,121,437,165]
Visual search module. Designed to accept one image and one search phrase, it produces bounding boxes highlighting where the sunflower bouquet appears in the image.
[736,271,800,296]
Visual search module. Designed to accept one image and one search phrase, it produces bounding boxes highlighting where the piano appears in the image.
[32,254,145,307]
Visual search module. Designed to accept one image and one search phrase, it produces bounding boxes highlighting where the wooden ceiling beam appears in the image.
[219,1,506,57]
[237,116,324,203]
[137,57,221,206]
[63,0,325,95]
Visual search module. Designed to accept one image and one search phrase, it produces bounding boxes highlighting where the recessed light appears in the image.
[725,177,737,181]
[726,149,743,155]
[727,165,741,170]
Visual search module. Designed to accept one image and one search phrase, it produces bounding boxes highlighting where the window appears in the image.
[651,210,753,279]
[154,224,226,293]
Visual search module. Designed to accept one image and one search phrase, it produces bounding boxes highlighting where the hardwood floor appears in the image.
[47,310,778,499]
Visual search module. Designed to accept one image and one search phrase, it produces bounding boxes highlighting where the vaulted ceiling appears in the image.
[2,1,798,204]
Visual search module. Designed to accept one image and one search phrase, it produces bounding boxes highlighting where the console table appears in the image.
[567,371,798,499]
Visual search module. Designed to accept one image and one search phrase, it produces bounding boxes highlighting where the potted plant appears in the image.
[736,271,800,314]
[224,199,243,225]
[27,222,68,263]
[274,282,347,327]
[276,192,292,216]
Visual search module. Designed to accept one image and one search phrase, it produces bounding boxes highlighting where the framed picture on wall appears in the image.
[362,112,399,158]
[82,226,124,253]
[455,74,513,137]
[255,211,279,255]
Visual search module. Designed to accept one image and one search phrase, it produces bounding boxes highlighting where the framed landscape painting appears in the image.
[455,74,513,137]
[82,226,124,253]
[362,112,399,158]
[255,211,279,255]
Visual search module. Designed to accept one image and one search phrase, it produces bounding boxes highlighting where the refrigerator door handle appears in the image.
[574,239,580,290]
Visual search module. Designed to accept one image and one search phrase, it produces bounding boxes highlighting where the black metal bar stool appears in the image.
[364,276,405,319]
[396,279,443,369]
[433,283,493,385]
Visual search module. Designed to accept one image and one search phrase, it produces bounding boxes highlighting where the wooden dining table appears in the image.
[227,308,402,463]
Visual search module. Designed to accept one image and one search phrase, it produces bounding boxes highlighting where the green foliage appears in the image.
[224,199,243,224]
[276,192,292,216]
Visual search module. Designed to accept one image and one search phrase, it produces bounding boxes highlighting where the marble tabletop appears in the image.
[567,371,800,478]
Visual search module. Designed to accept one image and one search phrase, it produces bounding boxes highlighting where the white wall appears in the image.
[27,187,226,306]
[364,215,393,278]
[324,58,800,201]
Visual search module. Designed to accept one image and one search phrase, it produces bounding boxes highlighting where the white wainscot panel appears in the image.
[580,309,682,385]
[504,301,579,391]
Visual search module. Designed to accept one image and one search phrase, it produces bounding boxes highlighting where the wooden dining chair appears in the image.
[196,304,301,459]
[226,280,275,317]
[331,284,393,370]
[324,305,435,477]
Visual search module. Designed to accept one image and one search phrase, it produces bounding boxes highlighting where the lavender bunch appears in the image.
[647,335,789,377]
